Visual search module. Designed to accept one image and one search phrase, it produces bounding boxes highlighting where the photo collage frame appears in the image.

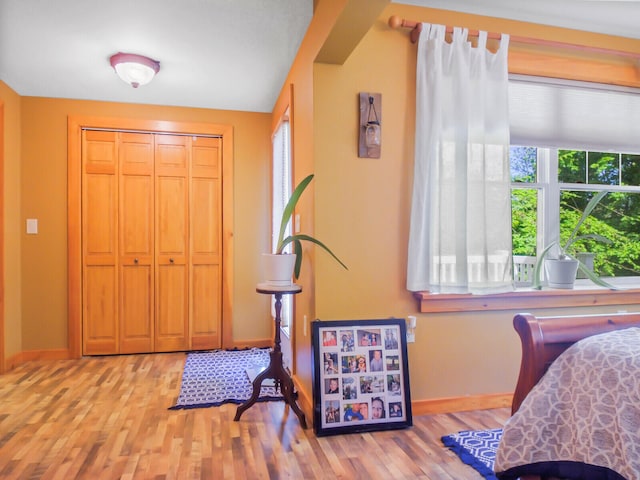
[312,318,412,436]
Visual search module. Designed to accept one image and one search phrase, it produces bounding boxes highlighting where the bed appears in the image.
[495,312,640,480]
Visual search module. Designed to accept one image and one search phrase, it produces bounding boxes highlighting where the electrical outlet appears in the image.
[406,315,417,343]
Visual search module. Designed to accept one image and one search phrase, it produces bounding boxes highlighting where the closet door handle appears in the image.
[134,258,139,264]
[169,258,174,264]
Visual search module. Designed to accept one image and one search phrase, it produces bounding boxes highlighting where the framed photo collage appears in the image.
[312,318,412,436]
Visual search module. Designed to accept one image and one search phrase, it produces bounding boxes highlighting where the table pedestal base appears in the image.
[233,349,307,428]
[235,286,307,428]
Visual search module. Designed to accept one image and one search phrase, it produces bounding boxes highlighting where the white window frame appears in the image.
[272,112,293,333]
[512,147,640,286]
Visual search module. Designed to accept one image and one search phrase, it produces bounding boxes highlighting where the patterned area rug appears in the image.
[441,429,503,480]
[169,348,283,410]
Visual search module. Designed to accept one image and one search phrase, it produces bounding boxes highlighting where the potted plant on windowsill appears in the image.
[532,191,615,290]
[263,174,348,286]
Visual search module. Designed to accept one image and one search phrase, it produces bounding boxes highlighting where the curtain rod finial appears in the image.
[388,15,403,29]
[389,15,421,43]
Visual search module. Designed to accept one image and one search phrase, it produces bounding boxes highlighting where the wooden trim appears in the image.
[67,117,82,358]
[233,338,272,350]
[388,15,640,59]
[389,16,640,89]
[4,352,20,372]
[68,116,234,357]
[4,349,72,371]
[411,392,513,416]
[220,124,235,350]
[19,349,71,362]
[509,49,640,90]
[415,288,640,313]
[292,373,314,426]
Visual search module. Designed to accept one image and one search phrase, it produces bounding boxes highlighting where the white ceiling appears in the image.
[0,0,313,113]
[1,0,638,113]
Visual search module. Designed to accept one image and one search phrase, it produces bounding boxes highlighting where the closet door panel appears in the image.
[190,140,222,349]
[84,175,116,256]
[155,135,189,351]
[192,136,219,177]
[82,130,118,355]
[156,177,187,253]
[119,133,154,353]
[84,267,117,354]
[191,264,220,349]
[120,265,153,351]
[156,264,188,342]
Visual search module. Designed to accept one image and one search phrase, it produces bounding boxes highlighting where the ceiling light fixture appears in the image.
[109,52,160,88]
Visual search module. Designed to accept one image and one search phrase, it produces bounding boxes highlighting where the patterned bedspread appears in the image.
[494,327,640,480]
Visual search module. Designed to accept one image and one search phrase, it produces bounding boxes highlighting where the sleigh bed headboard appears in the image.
[511,311,640,414]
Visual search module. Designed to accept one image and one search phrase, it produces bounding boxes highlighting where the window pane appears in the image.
[511,189,537,256]
[587,151,619,185]
[510,146,536,183]
[560,190,640,277]
[558,150,586,183]
[621,154,640,186]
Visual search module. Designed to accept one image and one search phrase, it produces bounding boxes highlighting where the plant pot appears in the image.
[576,252,595,279]
[545,258,579,289]
[262,253,296,287]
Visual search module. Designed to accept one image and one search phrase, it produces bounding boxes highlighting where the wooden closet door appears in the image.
[119,133,155,353]
[190,137,222,349]
[155,135,189,352]
[82,130,118,355]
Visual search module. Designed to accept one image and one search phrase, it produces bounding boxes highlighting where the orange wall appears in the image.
[310,3,640,402]
[270,0,350,408]
[0,81,22,362]
[19,97,273,351]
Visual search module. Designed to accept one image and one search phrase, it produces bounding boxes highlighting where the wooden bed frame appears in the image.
[511,311,640,414]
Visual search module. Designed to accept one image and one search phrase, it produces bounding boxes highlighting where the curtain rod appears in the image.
[388,15,640,60]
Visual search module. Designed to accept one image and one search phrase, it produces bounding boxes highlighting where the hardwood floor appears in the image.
[0,353,510,479]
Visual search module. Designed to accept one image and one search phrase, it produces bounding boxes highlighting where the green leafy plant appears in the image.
[275,173,347,279]
[532,191,615,289]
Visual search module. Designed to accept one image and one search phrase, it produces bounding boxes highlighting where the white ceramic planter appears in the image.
[576,252,595,279]
[545,258,579,289]
[262,253,296,287]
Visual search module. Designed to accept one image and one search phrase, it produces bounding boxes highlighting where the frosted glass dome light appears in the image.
[110,52,160,88]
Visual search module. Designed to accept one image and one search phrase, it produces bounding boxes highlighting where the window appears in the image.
[511,147,640,280]
[272,114,293,333]
[414,75,640,313]
[416,76,640,312]
[508,76,640,284]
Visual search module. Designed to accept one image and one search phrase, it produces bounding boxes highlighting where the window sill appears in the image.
[414,285,640,313]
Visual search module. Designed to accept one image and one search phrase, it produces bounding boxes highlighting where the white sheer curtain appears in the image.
[407,24,514,294]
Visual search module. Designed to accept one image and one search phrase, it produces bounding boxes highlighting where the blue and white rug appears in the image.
[169,348,283,410]
[441,429,503,480]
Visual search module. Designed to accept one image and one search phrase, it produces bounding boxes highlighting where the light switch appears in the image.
[26,218,38,234]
